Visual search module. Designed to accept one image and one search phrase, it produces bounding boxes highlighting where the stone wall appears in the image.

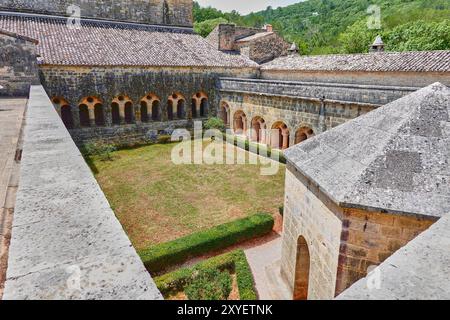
[219,78,417,106]
[261,70,450,87]
[3,85,162,300]
[280,164,438,299]
[0,0,193,27]
[281,167,343,300]
[40,65,257,144]
[0,32,39,97]
[237,33,290,64]
[336,208,436,295]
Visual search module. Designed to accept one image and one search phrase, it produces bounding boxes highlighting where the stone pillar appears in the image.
[88,107,96,127]
[119,104,125,124]
[282,130,289,150]
[135,105,142,124]
[318,98,327,134]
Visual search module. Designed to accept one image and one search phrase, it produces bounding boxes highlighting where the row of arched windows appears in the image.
[52,92,209,129]
[222,103,315,150]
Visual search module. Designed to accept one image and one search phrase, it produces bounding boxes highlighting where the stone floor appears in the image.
[0,98,26,299]
[244,236,292,300]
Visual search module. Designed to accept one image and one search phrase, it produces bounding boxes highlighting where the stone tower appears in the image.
[369,35,385,52]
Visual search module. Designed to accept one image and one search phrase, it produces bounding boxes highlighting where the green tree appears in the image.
[194,18,229,38]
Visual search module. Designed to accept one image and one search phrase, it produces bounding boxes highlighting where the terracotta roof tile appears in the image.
[262,51,450,73]
[0,13,258,68]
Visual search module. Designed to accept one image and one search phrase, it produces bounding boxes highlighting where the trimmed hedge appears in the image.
[155,250,257,300]
[225,134,287,164]
[139,213,274,273]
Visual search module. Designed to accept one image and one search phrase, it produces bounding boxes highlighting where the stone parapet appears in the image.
[3,85,162,300]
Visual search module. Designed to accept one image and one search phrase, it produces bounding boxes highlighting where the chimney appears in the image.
[264,24,273,32]
[369,35,385,53]
[218,24,236,51]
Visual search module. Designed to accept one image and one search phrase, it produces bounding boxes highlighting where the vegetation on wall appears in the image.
[138,213,274,273]
[193,0,450,55]
[155,250,258,300]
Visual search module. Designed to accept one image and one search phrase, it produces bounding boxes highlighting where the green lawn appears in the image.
[89,141,285,250]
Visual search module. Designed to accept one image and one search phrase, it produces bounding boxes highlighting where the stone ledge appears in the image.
[3,86,162,300]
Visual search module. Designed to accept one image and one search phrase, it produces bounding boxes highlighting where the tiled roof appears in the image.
[0,13,258,68]
[285,83,450,218]
[236,32,273,43]
[262,51,450,72]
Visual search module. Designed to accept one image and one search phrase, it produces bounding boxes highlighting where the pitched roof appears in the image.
[236,32,273,43]
[285,83,450,218]
[261,51,450,73]
[0,13,258,68]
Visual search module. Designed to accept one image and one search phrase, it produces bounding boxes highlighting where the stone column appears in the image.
[119,104,125,124]
[88,107,96,127]
[318,97,327,134]
[242,116,248,136]
[282,130,289,150]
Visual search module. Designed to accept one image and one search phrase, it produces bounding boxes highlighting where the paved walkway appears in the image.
[244,236,292,300]
[0,98,26,298]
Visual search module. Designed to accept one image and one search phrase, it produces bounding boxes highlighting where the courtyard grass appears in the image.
[89,140,285,251]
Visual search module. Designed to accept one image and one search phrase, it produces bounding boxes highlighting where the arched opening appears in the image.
[52,97,74,129]
[140,101,149,123]
[124,102,133,124]
[251,117,266,143]
[177,99,185,119]
[200,98,208,117]
[168,100,174,120]
[60,105,74,129]
[233,110,247,135]
[271,121,290,150]
[293,236,311,300]
[191,99,197,118]
[111,102,120,125]
[220,102,230,126]
[152,100,160,121]
[79,104,90,127]
[94,103,105,126]
[295,127,315,144]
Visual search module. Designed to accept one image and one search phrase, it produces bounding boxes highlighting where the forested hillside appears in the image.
[193,0,450,55]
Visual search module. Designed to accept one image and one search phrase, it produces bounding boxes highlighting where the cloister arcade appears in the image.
[223,100,316,150]
[52,91,209,129]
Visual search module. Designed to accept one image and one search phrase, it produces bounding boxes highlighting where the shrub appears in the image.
[155,250,257,300]
[139,213,274,273]
[157,135,172,144]
[225,134,287,164]
[81,142,117,161]
[204,117,226,132]
[185,268,232,300]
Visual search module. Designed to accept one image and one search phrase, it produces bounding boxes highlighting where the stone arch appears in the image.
[152,100,161,121]
[271,121,290,150]
[168,93,185,120]
[220,102,230,126]
[250,116,267,144]
[124,101,134,124]
[79,104,90,127]
[293,236,311,300]
[192,92,208,118]
[79,96,103,127]
[111,95,133,125]
[52,97,73,129]
[111,102,120,125]
[94,103,105,126]
[140,93,161,122]
[233,110,247,135]
[295,126,315,145]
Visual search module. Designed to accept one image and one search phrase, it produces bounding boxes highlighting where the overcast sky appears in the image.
[196,0,301,15]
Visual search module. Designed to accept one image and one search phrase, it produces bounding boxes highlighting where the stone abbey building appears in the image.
[0,0,449,300]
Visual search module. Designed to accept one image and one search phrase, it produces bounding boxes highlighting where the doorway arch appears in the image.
[293,236,311,300]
